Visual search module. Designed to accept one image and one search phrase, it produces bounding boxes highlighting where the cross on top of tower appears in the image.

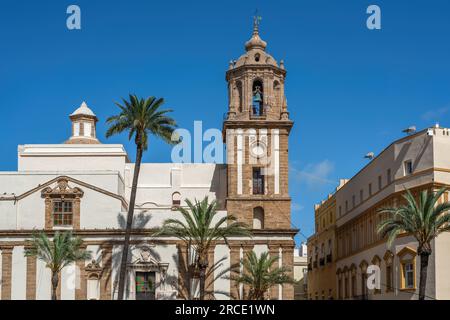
[253,10,262,35]
[245,11,267,52]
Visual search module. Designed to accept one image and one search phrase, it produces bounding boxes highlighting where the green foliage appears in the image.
[24,231,91,273]
[106,94,178,150]
[158,197,251,256]
[377,187,450,254]
[231,251,294,300]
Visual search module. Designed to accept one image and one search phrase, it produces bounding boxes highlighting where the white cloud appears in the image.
[292,203,304,212]
[291,159,336,189]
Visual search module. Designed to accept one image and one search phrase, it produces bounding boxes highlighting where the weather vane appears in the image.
[254,9,262,28]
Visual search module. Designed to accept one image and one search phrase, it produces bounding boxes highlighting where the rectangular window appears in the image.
[352,195,355,208]
[368,183,372,196]
[387,168,392,184]
[345,201,348,213]
[404,160,413,175]
[360,189,364,203]
[339,206,342,217]
[136,272,156,300]
[252,168,265,195]
[378,175,382,191]
[53,201,73,226]
[404,262,414,289]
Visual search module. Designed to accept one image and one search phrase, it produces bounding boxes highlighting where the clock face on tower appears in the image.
[250,141,267,158]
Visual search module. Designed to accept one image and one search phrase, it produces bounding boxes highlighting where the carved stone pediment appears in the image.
[41,178,84,199]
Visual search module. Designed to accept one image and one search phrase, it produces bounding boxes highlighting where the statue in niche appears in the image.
[252,85,263,116]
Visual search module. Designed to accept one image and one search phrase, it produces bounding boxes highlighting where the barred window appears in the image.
[53,201,73,226]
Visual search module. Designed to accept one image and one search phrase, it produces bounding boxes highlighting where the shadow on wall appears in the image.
[97,212,158,299]
[209,165,227,210]
[175,249,238,300]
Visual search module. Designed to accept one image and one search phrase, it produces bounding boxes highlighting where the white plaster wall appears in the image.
[214,244,231,300]
[18,144,128,178]
[434,232,450,299]
[86,245,102,266]
[253,244,269,257]
[79,187,123,229]
[0,202,16,230]
[17,193,45,229]
[127,163,227,209]
[36,259,51,300]
[0,250,2,299]
[61,263,76,300]
[336,130,435,227]
[111,245,122,300]
[11,246,26,300]
[116,209,228,230]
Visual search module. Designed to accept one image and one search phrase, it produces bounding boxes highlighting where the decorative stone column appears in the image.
[242,244,254,299]
[268,244,281,300]
[177,244,190,299]
[282,244,295,300]
[205,247,215,300]
[75,245,87,300]
[100,245,112,300]
[1,246,13,300]
[229,245,241,300]
[25,245,37,300]
[73,197,81,229]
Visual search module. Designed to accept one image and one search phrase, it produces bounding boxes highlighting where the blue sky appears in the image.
[1,0,450,244]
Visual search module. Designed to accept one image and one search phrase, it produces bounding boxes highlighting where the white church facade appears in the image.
[0,21,296,300]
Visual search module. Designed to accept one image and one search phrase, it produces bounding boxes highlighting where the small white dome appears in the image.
[70,101,96,117]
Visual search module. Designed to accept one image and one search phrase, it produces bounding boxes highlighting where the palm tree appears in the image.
[106,94,177,300]
[231,251,294,300]
[24,231,91,300]
[377,187,450,300]
[157,197,250,300]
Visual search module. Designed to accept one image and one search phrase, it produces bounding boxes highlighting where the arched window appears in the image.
[253,207,264,229]
[236,81,243,113]
[273,80,281,107]
[252,79,264,116]
[172,192,181,208]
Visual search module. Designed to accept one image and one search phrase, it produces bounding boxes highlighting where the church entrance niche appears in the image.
[135,271,156,300]
[252,80,264,116]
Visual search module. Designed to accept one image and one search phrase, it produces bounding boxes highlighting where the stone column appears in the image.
[205,246,215,300]
[242,244,254,299]
[177,244,190,299]
[44,198,52,229]
[25,246,37,300]
[100,245,112,300]
[229,245,241,300]
[268,244,280,300]
[73,197,81,229]
[282,244,295,300]
[75,245,87,300]
[1,246,13,300]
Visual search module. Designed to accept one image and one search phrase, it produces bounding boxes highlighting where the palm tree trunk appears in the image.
[117,145,143,300]
[51,271,59,301]
[199,257,208,300]
[419,252,430,300]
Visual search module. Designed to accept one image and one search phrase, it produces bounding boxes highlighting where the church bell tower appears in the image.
[223,17,294,232]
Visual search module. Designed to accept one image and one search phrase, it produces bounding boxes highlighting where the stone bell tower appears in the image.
[223,17,294,231]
